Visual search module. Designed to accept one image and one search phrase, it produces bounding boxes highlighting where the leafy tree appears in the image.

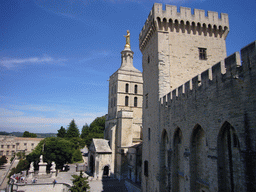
[70,171,90,192]
[84,132,104,147]
[69,137,85,149]
[66,119,80,138]
[43,137,73,169]
[80,124,89,139]
[72,149,83,162]
[27,137,73,169]
[16,151,25,159]
[90,116,105,133]
[0,156,7,166]
[23,131,37,138]
[57,126,66,138]
[81,116,105,147]
[26,139,43,164]
[8,159,29,179]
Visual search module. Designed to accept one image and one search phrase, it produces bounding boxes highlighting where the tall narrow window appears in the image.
[144,160,149,177]
[134,97,138,107]
[125,96,129,106]
[199,48,207,60]
[145,94,148,108]
[148,128,151,141]
[125,83,129,93]
[134,85,138,94]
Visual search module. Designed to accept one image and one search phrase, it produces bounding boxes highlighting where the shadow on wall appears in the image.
[101,175,128,192]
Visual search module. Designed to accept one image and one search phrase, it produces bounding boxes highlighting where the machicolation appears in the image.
[139,3,229,51]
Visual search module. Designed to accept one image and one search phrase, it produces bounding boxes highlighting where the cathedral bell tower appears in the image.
[104,30,143,179]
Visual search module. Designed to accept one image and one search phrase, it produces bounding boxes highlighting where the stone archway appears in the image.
[103,166,109,177]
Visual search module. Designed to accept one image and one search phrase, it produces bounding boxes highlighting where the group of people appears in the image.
[11,174,27,184]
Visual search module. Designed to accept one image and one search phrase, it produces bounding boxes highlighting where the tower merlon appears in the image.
[139,3,229,51]
[152,3,229,28]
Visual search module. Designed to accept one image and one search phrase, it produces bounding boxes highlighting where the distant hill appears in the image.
[0,132,56,138]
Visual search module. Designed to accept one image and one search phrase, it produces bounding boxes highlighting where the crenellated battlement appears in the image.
[139,3,229,51]
[160,41,256,105]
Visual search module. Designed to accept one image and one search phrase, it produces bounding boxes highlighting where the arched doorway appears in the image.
[103,166,109,177]
[217,122,242,192]
[90,155,94,174]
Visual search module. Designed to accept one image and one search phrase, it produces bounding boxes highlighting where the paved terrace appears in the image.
[0,159,128,192]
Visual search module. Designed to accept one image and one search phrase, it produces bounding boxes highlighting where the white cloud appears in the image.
[0,56,67,69]
[0,108,24,117]
[10,104,57,112]
[0,103,106,133]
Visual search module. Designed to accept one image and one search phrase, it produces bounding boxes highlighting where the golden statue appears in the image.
[124,30,130,48]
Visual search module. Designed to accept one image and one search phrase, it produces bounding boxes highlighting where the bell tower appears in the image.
[105,31,143,179]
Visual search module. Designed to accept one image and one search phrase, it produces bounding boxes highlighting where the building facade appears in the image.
[140,3,256,192]
[0,136,43,162]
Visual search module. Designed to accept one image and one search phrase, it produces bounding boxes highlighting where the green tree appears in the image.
[90,116,105,133]
[70,171,90,192]
[66,119,80,138]
[23,131,37,138]
[80,124,89,139]
[0,156,7,166]
[72,149,83,162]
[16,151,25,159]
[57,126,66,138]
[27,137,73,169]
[8,159,29,179]
[81,116,105,147]
[69,137,85,149]
[43,137,73,169]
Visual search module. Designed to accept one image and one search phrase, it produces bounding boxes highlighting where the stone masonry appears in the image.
[140,3,256,192]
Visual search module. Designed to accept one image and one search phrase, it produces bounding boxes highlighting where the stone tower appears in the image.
[139,3,229,191]
[105,34,143,179]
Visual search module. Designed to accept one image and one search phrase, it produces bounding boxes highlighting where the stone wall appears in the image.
[139,2,256,192]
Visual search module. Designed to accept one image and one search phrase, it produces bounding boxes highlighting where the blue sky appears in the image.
[1,0,255,133]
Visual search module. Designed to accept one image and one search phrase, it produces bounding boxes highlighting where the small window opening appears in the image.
[125,96,129,106]
[199,48,207,60]
[145,94,148,108]
[125,83,129,93]
[134,97,138,107]
[134,85,138,94]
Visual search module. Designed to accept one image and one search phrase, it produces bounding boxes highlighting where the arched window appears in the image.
[125,83,129,93]
[218,122,242,191]
[173,128,183,191]
[125,96,129,106]
[134,97,138,107]
[134,85,138,94]
[190,125,208,191]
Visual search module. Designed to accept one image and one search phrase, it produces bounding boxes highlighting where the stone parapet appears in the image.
[139,3,229,51]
